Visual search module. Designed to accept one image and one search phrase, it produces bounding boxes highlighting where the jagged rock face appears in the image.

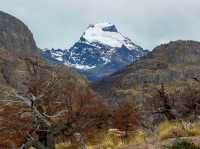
[0,11,37,52]
[93,40,200,99]
[42,23,148,80]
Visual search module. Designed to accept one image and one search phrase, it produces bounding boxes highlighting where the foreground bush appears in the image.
[168,139,200,149]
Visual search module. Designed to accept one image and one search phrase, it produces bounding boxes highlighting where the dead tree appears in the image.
[12,58,110,149]
[148,84,176,121]
[174,84,200,121]
[157,84,176,120]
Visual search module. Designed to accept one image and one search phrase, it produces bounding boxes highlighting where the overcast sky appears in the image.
[1,0,200,50]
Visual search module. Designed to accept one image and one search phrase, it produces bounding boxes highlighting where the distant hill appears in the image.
[93,40,200,99]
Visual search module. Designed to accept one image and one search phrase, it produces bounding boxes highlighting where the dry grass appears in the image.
[55,130,146,149]
[126,130,146,145]
[158,120,200,141]
[56,143,78,149]
[188,122,200,136]
[158,121,188,140]
[31,121,200,149]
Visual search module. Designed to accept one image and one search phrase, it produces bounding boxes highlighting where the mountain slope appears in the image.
[42,23,148,80]
[0,11,96,148]
[93,40,200,99]
[0,11,37,53]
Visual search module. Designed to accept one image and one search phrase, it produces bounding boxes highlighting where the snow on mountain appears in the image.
[42,23,149,80]
[82,23,138,49]
[64,61,96,70]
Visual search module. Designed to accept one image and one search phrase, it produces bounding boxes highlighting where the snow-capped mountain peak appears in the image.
[81,23,138,50]
[42,23,149,80]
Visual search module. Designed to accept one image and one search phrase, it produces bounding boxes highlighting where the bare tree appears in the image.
[174,84,200,121]
[145,83,176,124]
[145,81,200,125]
[10,58,110,149]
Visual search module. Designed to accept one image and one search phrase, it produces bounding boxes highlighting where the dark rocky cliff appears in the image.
[0,11,90,93]
[0,11,37,52]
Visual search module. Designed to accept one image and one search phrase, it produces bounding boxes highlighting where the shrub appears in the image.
[112,99,140,137]
[168,139,200,149]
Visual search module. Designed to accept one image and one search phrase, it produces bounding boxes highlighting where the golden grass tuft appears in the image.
[95,131,123,149]
[158,121,188,140]
[87,129,147,149]
[56,143,78,149]
[158,120,200,141]
[188,122,200,136]
[128,130,146,145]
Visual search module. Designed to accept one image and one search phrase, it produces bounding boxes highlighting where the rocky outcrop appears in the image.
[0,11,37,52]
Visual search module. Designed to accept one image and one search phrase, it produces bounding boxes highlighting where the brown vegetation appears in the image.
[0,57,141,149]
[144,80,200,128]
[112,100,140,141]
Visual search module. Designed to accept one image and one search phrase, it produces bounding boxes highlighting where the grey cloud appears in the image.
[1,0,200,50]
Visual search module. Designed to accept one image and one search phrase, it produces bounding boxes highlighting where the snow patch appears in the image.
[64,61,96,70]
